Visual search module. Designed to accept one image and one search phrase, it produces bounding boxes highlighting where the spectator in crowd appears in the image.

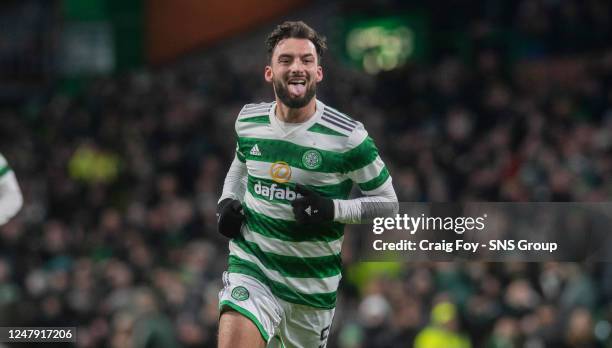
[414,301,472,348]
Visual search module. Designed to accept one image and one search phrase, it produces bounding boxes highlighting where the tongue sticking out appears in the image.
[288,83,306,96]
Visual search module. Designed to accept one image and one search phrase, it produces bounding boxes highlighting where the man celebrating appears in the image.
[217,21,398,348]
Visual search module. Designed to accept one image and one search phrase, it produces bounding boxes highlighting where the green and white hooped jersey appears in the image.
[229,100,391,309]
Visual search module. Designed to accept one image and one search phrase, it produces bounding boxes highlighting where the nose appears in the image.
[289,59,306,74]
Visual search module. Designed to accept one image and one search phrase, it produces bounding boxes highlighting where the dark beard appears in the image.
[273,79,316,108]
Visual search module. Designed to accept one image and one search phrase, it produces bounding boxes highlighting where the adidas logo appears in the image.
[304,206,318,216]
[250,144,261,156]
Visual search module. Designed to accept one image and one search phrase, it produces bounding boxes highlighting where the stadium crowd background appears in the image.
[1,0,612,347]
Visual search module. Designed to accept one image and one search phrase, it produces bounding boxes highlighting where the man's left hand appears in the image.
[291,185,334,224]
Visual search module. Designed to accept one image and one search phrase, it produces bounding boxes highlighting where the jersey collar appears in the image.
[269,99,323,138]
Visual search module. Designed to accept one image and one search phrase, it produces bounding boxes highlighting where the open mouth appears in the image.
[287,79,306,86]
[287,79,307,96]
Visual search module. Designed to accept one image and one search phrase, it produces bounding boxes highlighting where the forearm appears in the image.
[333,179,398,224]
[0,171,23,225]
[218,155,247,203]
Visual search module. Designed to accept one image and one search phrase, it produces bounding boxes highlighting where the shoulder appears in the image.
[237,102,274,120]
[235,101,274,134]
[0,153,7,167]
[314,104,369,151]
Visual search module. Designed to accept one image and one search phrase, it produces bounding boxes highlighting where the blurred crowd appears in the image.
[1,0,612,347]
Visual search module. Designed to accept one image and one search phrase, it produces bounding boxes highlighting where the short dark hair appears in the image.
[265,21,327,63]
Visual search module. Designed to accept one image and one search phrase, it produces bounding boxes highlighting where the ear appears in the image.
[315,65,323,83]
[264,65,273,83]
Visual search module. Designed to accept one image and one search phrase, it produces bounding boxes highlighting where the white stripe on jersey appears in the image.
[361,176,393,196]
[245,190,295,221]
[242,224,343,258]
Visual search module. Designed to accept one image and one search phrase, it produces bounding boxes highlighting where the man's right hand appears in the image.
[217,198,244,238]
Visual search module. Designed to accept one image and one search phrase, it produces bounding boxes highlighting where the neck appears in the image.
[275,97,317,123]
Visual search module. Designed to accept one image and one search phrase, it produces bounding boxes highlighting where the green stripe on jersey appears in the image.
[344,137,379,172]
[228,255,337,309]
[237,137,378,173]
[247,175,352,203]
[243,205,344,242]
[307,123,348,137]
[358,166,390,191]
[239,115,270,124]
[0,166,10,178]
[232,237,341,278]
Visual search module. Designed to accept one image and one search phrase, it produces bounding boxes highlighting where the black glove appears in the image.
[217,198,244,238]
[291,185,334,224]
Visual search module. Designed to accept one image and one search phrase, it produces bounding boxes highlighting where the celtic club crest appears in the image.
[231,286,249,301]
[302,150,322,170]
